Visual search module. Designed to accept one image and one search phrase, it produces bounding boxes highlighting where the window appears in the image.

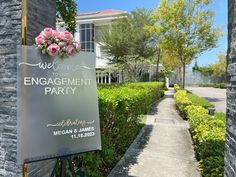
[79,23,94,52]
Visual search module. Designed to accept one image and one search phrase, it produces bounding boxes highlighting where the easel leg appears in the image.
[22,163,28,177]
[50,156,78,177]
[60,158,67,177]
[68,158,76,177]
[50,160,59,177]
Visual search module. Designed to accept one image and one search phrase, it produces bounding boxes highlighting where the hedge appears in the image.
[174,84,182,91]
[198,83,226,89]
[174,87,214,117]
[185,106,225,177]
[174,90,192,115]
[76,82,165,176]
[174,88,226,177]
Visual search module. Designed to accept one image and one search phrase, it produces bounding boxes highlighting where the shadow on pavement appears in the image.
[147,94,172,116]
[107,124,153,177]
[202,97,225,103]
[108,94,171,177]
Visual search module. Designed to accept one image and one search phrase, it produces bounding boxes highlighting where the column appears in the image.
[109,71,111,84]
[119,70,122,83]
[225,1,236,176]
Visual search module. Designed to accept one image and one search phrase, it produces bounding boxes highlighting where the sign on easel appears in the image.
[17,46,101,164]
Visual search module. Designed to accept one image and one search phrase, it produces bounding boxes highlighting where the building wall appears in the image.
[225,0,236,176]
[26,0,56,45]
[0,0,56,176]
[26,1,57,176]
[0,1,22,176]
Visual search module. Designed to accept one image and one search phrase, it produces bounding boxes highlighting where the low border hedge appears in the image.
[174,84,182,91]
[198,83,226,89]
[174,86,226,177]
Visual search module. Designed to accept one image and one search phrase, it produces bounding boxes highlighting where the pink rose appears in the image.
[35,35,45,45]
[52,30,61,38]
[47,44,60,57]
[66,45,76,56]
[41,28,53,39]
[60,31,73,42]
[73,42,81,49]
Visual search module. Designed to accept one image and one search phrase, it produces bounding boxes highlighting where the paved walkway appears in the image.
[108,89,200,177]
[186,87,226,113]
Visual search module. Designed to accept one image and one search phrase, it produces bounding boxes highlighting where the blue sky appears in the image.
[76,0,227,66]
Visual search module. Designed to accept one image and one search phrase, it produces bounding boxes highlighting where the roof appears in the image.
[57,9,127,24]
[77,10,125,17]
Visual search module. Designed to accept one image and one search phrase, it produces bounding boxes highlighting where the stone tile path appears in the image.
[108,89,201,177]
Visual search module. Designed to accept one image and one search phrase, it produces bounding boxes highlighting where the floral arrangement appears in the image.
[35,28,80,57]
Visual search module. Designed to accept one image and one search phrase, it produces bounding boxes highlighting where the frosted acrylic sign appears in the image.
[17,46,101,164]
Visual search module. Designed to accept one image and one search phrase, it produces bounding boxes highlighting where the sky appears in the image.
[76,0,228,66]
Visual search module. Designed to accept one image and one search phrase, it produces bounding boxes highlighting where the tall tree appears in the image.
[56,0,77,34]
[101,8,157,81]
[212,52,227,82]
[162,51,183,84]
[147,0,221,88]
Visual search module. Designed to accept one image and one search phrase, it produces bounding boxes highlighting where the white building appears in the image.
[57,9,164,84]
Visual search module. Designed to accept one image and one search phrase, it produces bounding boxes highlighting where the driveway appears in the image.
[186,87,226,113]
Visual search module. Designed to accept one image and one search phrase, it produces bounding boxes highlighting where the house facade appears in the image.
[57,9,165,84]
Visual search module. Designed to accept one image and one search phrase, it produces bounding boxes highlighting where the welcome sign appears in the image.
[17,46,101,164]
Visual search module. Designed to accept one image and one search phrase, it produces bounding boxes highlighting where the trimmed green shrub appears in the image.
[198,83,226,89]
[174,84,182,91]
[97,83,123,89]
[174,84,214,114]
[185,105,225,177]
[174,90,192,116]
[174,89,226,177]
[200,156,224,177]
[186,93,214,109]
[78,82,164,176]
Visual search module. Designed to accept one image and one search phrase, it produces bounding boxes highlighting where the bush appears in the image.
[78,82,165,176]
[198,83,226,89]
[185,105,225,177]
[174,85,214,113]
[200,156,224,177]
[97,83,123,89]
[174,90,192,116]
[174,89,226,177]
[174,84,182,91]
[186,93,214,109]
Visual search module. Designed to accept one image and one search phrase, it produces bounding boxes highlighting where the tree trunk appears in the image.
[176,68,179,85]
[156,48,161,81]
[179,67,182,86]
[176,67,182,85]
[183,63,186,88]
